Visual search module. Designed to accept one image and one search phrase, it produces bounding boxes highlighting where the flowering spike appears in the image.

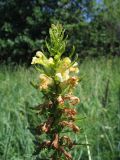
[30,24,80,159]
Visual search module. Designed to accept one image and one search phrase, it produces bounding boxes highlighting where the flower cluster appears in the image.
[31,51,79,92]
[31,24,80,160]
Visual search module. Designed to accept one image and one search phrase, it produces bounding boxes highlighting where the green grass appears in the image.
[0,57,120,160]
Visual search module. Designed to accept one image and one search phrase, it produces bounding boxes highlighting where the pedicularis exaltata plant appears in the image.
[31,24,80,160]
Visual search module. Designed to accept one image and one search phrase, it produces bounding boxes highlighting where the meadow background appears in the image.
[0,0,120,160]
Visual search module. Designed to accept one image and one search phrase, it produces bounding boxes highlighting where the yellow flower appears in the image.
[31,51,54,68]
[55,70,69,82]
[57,57,71,72]
[69,62,79,73]
[63,57,71,66]
[36,51,45,58]
[31,57,38,64]
[39,74,53,90]
[55,57,71,82]
[31,51,47,65]
[61,57,71,71]
[62,70,70,81]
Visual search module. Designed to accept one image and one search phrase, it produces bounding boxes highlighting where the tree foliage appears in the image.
[0,0,120,63]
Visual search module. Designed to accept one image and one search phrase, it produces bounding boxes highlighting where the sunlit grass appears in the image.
[0,57,120,160]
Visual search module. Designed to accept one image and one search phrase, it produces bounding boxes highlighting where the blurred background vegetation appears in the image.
[0,0,120,160]
[0,0,120,63]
